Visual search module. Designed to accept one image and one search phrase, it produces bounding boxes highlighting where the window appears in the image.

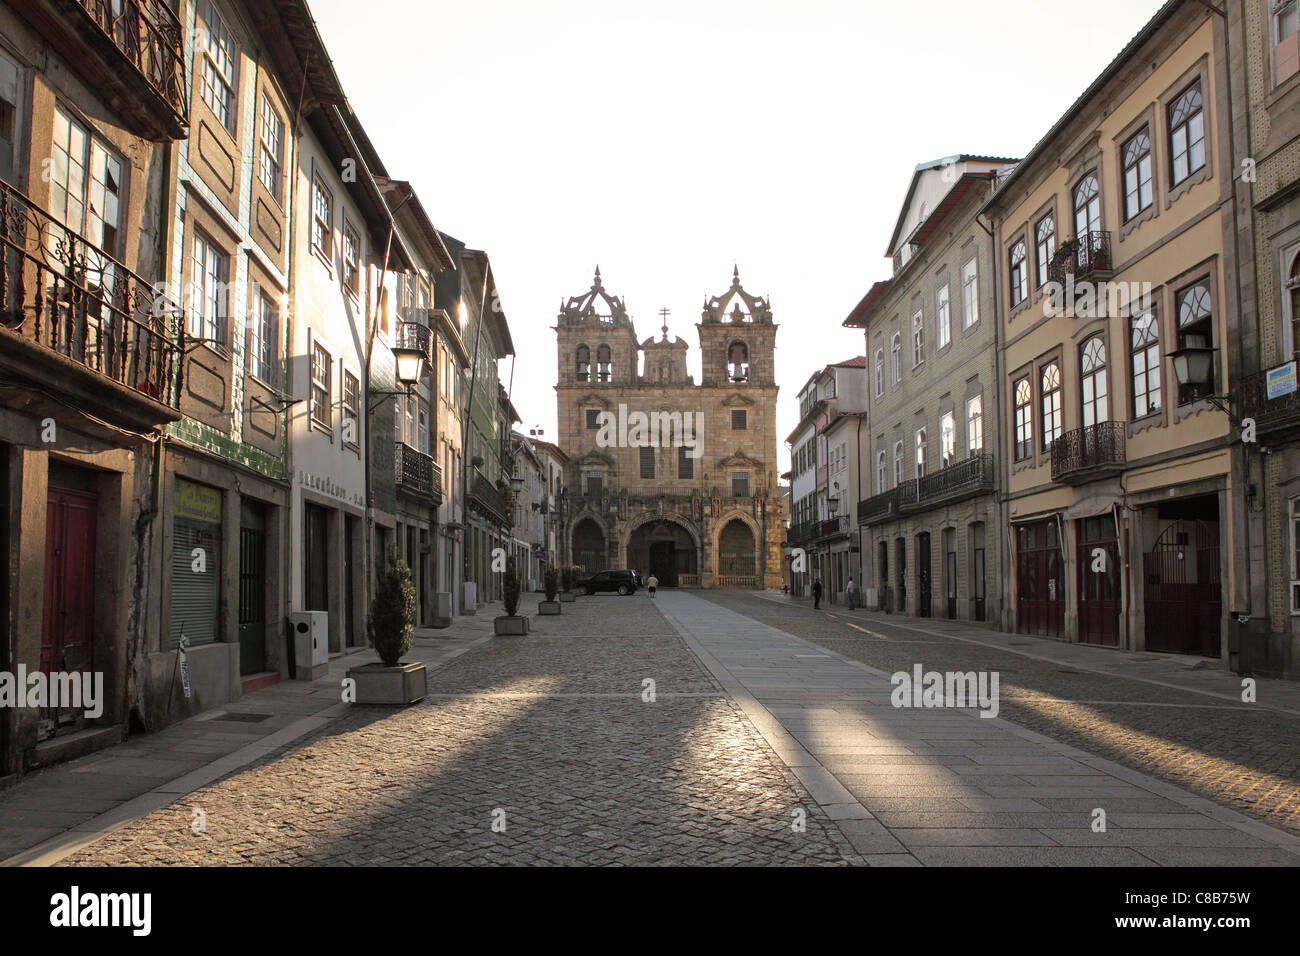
[50,107,123,253]
[911,309,924,367]
[936,284,951,349]
[678,445,694,479]
[201,2,238,132]
[189,231,228,345]
[876,451,887,492]
[914,428,927,478]
[1290,252,1300,360]
[342,222,360,297]
[893,441,904,486]
[940,413,955,467]
[1074,172,1101,239]
[419,406,429,454]
[258,95,284,202]
[1041,362,1062,451]
[596,344,612,383]
[342,370,359,448]
[1168,80,1206,187]
[732,409,747,430]
[585,408,600,429]
[639,445,655,479]
[961,258,979,328]
[728,341,749,382]
[874,348,884,396]
[1014,378,1032,461]
[248,291,277,384]
[1176,279,1214,404]
[310,342,332,429]
[1275,1,1299,86]
[312,174,332,259]
[1035,214,1055,287]
[1080,336,1109,427]
[0,52,17,183]
[890,333,901,384]
[586,473,603,497]
[1122,127,1153,220]
[1291,497,1300,613]
[732,472,749,498]
[966,395,983,454]
[1130,310,1161,418]
[575,344,590,382]
[1009,240,1028,307]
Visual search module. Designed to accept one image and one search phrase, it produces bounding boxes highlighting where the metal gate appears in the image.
[1144,520,1221,656]
[1016,520,1063,638]
[1076,514,1119,646]
[916,532,931,617]
[238,501,266,676]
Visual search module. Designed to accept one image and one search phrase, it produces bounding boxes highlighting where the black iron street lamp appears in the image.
[1166,338,1236,420]
[367,346,427,409]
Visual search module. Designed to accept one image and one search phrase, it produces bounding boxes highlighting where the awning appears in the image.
[1063,479,1124,520]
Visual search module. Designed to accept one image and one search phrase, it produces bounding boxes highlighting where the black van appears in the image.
[574,569,640,596]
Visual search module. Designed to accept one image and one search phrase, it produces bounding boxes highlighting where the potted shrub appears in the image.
[559,565,577,603]
[494,556,529,635]
[347,549,426,704]
[539,566,561,615]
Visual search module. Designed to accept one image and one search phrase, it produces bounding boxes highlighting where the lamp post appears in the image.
[1166,340,1236,420]
[365,344,427,581]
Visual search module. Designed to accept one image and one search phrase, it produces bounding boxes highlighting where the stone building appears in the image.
[847,156,1013,624]
[554,268,783,588]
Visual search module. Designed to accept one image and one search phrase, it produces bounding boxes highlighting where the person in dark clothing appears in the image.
[812,578,823,610]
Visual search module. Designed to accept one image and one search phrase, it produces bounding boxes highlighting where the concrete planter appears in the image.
[558,591,576,603]
[347,662,427,705]
[538,600,562,615]
[494,615,530,636]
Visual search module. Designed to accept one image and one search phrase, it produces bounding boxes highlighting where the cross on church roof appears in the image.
[659,307,670,339]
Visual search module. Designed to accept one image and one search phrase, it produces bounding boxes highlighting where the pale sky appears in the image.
[309,0,1166,473]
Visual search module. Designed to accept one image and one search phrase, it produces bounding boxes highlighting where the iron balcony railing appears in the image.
[469,473,510,527]
[1051,421,1126,482]
[1238,366,1300,436]
[817,516,849,539]
[1047,231,1113,287]
[857,486,899,525]
[786,521,818,545]
[0,178,184,409]
[395,441,435,500]
[398,320,433,368]
[911,453,995,506]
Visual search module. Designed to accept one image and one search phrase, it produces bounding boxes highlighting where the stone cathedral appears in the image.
[554,267,783,589]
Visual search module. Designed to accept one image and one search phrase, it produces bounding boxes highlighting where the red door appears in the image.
[41,487,97,735]
[1077,515,1120,646]
[1016,520,1064,638]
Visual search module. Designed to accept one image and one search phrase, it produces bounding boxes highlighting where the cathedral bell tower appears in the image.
[697,266,777,388]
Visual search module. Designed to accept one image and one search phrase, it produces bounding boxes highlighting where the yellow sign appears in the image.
[175,479,222,524]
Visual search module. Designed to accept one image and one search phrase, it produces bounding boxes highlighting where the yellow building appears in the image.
[982,0,1241,659]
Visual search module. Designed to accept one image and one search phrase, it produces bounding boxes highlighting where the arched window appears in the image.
[1289,252,1300,361]
[1074,173,1101,240]
[1168,80,1205,186]
[893,441,904,486]
[874,349,885,397]
[596,344,612,383]
[1014,378,1032,461]
[914,428,927,478]
[1041,362,1062,450]
[1009,240,1028,307]
[1176,280,1214,404]
[1130,311,1161,418]
[728,341,750,382]
[1080,336,1108,427]
[877,451,887,492]
[890,333,901,384]
[575,344,590,382]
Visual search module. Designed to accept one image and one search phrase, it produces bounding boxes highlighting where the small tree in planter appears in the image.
[347,548,426,704]
[539,565,561,615]
[495,556,529,635]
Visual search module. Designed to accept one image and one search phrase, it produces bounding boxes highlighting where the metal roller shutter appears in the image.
[170,519,221,648]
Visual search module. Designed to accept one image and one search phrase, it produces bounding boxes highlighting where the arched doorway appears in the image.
[717,518,757,588]
[627,519,698,587]
[572,518,606,573]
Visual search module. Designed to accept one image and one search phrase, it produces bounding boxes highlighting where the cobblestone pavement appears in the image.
[696,592,1300,837]
[57,598,855,866]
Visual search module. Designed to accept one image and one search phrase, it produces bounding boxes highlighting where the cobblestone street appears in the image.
[4,590,1298,867]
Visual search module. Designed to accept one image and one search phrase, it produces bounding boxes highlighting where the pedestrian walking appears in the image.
[646,573,658,598]
[846,577,855,611]
[812,578,823,610]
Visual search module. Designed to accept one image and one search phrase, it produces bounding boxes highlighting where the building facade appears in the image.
[554,268,783,589]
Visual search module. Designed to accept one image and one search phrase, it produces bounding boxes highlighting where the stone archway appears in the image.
[572,517,607,573]
[626,517,699,587]
[716,516,758,587]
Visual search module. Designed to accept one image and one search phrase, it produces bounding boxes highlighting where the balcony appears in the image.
[816,515,849,540]
[857,487,899,526]
[785,521,818,546]
[0,179,183,429]
[395,441,442,504]
[469,473,510,527]
[1237,366,1300,437]
[907,453,995,510]
[1051,421,1126,484]
[22,0,188,140]
[1047,231,1113,288]
[398,320,433,368]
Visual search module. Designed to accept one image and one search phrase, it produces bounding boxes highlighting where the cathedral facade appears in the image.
[554,268,783,589]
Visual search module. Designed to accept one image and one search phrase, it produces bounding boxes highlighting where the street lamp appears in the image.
[367,346,426,411]
[1166,337,1235,418]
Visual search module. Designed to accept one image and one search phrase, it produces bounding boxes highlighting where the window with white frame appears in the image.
[914,428,927,478]
[248,291,277,384]
[936,283,951,349]
[1035,214,1055,288]
[1041,361,1063,450]
[1168,80,1206,187]
[911,309,924,367]
[310,341,332,429]
[893,441,904,486]
[874,348,884,396]
[961,258,979,328]
[877,451,886,492]
[1014,377,1032,461]
[312,174,332,259]
[189,230,228,345]
[50,106,123,253]
[1130,310,1161,418]
[258,95,284,202]
[890,333,901,384]
[939,412,955,467]
[1009,240,1028,307]
[966,395,983,454]
[342,221,360,297]
[200,2,238,133]
[1288,248,1300,360]
[1122,126,1154,220]
[342,370,359,449]
[1275,1,1299,87]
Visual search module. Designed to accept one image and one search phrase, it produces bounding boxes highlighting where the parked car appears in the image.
[574,569,640,596]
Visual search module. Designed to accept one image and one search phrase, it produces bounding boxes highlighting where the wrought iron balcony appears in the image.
[1237,366,1300,437]
[1047,231,1113,287]
[25,0,188,139]
[906,453,995,510]
[857,487,899,526]
[0,178,184,424]
[398,320,433,368]
[1051,421,1126,483]
[816,515,849,539]
[785,521,818,546]
[395,441,436,500]
[469,473,510,527]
